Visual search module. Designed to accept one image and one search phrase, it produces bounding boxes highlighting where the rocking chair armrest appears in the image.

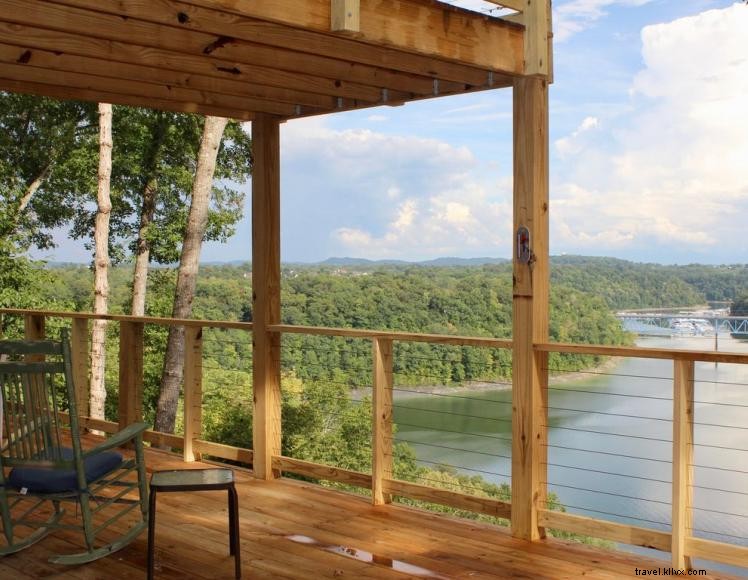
[83,422,149,457]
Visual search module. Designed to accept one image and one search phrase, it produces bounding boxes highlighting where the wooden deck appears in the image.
[0,441,739,579]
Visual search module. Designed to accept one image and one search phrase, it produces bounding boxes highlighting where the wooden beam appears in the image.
[118,321,144,430]
[183,326,203,462]
[70,318,90,421]
[384,478,512,520]
[252,113,282,480]
[0,77,254,120]
[272,456,372,488]
[538,510,671,552]
[511,76,549,541]
[0,60,303,117]
[331,0,360,33]
[0,43,340,110]
[672,360,694,570]
[523,0,551,76]
[0,23,407,103]
[535,342,748,365]
[167,0,525,74]
[24,1,479,92]
[687,537,748,570]
[372,337,393,505]
[194,439,253,464]
[270,324,513,349]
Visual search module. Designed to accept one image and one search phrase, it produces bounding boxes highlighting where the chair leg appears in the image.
[147,489,157,580]
[228,485,241,579]
[79,493,96,553]
[134,436,149,521]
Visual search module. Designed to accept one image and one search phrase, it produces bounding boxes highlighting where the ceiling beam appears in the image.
[331,0,359,33]
[0,77,255,119]
[43,0,495,87]
[174,0,524,74]
[0,43,345,110]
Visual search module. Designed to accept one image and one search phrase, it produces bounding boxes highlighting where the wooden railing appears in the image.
[1,308,747,571]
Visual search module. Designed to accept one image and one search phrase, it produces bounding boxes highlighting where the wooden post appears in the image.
[672,359,694,570]
[24,313,46,362]
[252,113,282,480]
[372,337,393,505]
[70,318,90,420]
[183,326,203,462]
[511,76,549,541]
[118,321,144,430]
[331,0,360,33]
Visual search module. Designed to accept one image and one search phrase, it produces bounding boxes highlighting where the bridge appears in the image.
[616,313,748,337]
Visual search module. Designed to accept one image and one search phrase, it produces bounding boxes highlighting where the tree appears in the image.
[154,116,235,434]
[0,94,96,254]
[90,103,113,422]
[731,292,748,316]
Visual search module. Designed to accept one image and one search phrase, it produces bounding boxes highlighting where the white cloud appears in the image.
[555,116,600,157]
[366,114,388,122]
[552,4,748,258]
[554,0,654,42]
[281,118,512,260]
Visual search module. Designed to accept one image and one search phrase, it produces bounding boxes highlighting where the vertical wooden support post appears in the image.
[372,337,393,505]
[24,313,45,340]
[183,326,203,462]
[252,113,282,480]
[24,314,46,362]
[522,0,551,77]
[511,76,549,542]
[331,0,360,33]
[118,321,144,430]
[70,318,90,420]
[672,359,694,570]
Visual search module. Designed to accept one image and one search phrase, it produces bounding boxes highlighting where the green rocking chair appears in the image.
[0,330,149,564]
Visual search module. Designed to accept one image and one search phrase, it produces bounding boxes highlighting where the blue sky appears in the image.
[39,1,748,265]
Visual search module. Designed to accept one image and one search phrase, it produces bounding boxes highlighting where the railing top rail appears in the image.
[0,308,253,330]
[270,324,513,349]
[537,341,748,365]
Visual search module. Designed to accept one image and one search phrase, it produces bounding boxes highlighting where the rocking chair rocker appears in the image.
[0,330,149,564]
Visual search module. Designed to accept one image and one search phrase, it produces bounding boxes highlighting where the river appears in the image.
[393,335,748,574]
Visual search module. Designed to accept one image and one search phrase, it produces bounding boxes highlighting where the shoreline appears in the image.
[373,356,623,399]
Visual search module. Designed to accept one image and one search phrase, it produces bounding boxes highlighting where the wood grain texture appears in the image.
[252,114,282,480]
[671,359,694,570]
[118,321,144,430]
[384,478,512,519]
[272,455,372,488]
[511,76,549,541]
[182,326,203,462]
[372,338,393,505]
[69,318,90,421]
[538,510,671,552]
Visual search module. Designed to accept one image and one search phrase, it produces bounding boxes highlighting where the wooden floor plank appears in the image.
[0,434,741,579]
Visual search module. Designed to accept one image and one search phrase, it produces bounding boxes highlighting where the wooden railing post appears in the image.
[672,359,695,570]
[183,326,203,462]
[70,318,90,421]
[372,337,393,505]
[24,313,46,362]
[252,113,282,480]
[118,321,144,430]
[511,75,550,542]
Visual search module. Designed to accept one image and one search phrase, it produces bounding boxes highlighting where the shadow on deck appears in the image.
[0,437,738,580]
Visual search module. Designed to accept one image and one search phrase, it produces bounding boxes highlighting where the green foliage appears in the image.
[731,291,748,316]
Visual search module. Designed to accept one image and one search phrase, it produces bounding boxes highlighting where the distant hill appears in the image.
[319,256,509,267]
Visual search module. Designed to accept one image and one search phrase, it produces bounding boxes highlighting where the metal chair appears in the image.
[0,330,149,564]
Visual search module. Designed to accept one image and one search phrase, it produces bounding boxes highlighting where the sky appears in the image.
[37,1,748,265]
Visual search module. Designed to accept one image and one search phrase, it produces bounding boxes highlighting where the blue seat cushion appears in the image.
[7,448,123,494]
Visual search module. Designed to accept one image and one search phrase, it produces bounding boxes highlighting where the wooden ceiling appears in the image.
[0,0,540,120]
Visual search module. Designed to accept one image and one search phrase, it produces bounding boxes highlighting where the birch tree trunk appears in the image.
[90,103,113,421]
[130,115,168,316]
[154,115,229,434]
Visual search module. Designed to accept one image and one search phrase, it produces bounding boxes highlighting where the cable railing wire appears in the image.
[394,421,512,442]
[545,405,671,423]
[544,481,671,506]
[545,424,672,443]
[540,502,669,528]
[413,458,510,479]
[543,461,672,485]
[390,386,512,404]
[391,403,512,423]
[543,443,671,464]
[388,436,512,459]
